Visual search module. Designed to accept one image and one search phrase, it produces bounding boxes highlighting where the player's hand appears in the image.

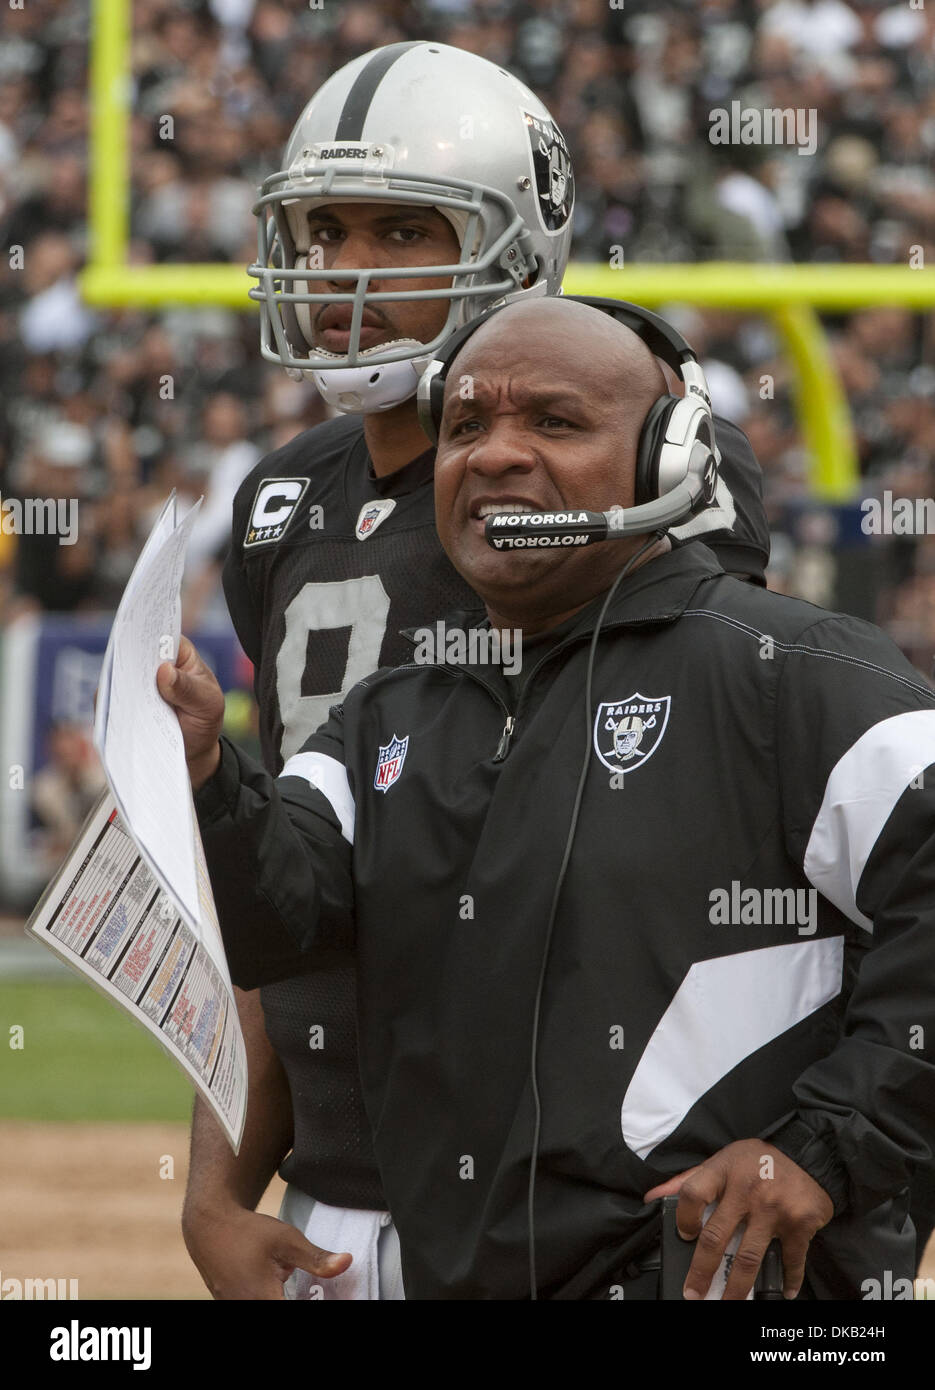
[156,634,226,788]
[643,1139,834,1300]
[182,1203,352,1301]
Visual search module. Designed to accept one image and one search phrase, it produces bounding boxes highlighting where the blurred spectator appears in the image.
[187,392,259,567]
[181,391,261,627]
[9,419,98,614]
[759,0,862,62]
[31,720,107,873]
[19,232,97,354]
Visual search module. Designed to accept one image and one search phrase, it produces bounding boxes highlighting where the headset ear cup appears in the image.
[635,396,678,505]
[431,371,447,437]
[696,416,719,507]
[416,312,500,445]
[416,359,444,443]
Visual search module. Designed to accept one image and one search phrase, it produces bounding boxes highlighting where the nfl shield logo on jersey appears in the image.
[356,498,396,541]
[374,734,409,792]
[593,693,671,775]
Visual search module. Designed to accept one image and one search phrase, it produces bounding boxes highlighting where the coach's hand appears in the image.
[156,634,226,789]
[643,1139,834,1301]
[183,1202,352,1301]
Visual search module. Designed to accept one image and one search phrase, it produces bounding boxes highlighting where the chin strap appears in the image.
[300,340,433,414]
[295,277,553,414]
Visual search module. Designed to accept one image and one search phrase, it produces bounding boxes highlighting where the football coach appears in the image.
[160,298,935,1300]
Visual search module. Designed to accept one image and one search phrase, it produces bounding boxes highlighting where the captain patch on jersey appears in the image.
[593,694,671,774]
[244,477,310,548]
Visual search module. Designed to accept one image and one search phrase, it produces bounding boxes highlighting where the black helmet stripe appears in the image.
[334,41,424,142]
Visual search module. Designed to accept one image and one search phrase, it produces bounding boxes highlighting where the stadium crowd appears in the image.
[0,0,933,883]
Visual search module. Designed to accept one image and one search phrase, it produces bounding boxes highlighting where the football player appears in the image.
[181,39,769,1300]
[182,40,573,1301]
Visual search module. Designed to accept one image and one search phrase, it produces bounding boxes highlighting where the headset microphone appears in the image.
[484,443,717,550]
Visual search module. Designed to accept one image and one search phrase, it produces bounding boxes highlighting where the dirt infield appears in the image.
[0,1121,286,1300]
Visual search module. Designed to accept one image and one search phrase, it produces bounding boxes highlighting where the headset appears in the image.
[416,295,720,543]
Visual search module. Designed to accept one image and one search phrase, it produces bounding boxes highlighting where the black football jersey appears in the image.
[225,415,479,774]
[223,414,477,1209]
[221,410,768,1211]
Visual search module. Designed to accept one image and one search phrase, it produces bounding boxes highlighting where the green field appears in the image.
[0,978,194,1121]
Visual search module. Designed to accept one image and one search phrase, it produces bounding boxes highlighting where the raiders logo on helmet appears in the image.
[523,111,574,234]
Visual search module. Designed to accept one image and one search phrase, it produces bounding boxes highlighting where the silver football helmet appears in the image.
[248,41,574,412]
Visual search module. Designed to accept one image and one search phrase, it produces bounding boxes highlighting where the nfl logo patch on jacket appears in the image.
[374,734,409,792]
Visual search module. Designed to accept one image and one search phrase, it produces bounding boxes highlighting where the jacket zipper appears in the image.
[460,641,588,763]
[494,715,514,762]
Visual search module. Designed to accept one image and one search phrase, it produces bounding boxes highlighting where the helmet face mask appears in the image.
[251,162,539,372]
[247,42,574,411]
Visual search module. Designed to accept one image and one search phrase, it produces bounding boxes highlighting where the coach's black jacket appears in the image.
[196,544,935,1299]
